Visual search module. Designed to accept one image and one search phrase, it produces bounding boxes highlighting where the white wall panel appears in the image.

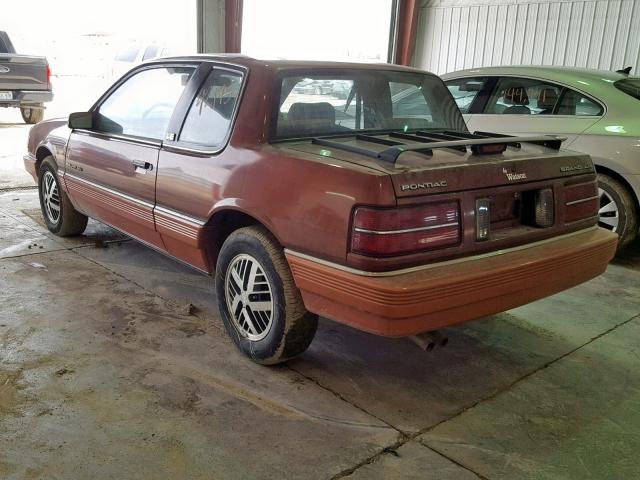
[414,0,640,75]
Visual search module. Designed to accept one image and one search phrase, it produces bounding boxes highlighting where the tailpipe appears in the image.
[409,331,449,351]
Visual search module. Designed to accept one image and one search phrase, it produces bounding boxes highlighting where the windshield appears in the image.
[273,70,467,140]
[614,78,640,101]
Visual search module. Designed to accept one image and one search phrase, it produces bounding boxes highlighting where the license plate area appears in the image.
[0,91,12,100]
[477,187,554,241]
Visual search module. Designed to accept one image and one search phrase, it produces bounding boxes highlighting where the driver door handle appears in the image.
[132,159,153,171]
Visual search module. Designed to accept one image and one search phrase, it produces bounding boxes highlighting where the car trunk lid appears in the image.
[282,131,594,198]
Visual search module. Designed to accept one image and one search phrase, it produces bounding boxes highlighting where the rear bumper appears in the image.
[0,90,53,107]
[286,227,618,337]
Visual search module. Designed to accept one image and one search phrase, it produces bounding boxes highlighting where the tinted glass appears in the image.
[486,77,562,115]
[114,45,140,62]
[614,78,640,101]
[142,45,160,61]
[180,69,243,147]
[96,66,194,140]
[557,89,603,116]
[275,70,466,139]
[445,77,489,113]
[390,83,431,118]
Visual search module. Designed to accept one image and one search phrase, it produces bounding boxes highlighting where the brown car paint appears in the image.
[24,56,618,337]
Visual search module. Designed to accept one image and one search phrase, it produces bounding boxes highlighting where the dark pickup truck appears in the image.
[0,31,52,124]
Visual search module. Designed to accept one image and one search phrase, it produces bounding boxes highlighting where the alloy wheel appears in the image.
[42,171,61,225]
[224,253,274,341]
[598,187,619,232]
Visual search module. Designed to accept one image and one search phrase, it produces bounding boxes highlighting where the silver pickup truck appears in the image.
[0,31,52,124]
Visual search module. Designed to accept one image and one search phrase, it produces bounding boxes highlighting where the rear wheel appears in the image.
[38,157,88,236]
[215,226,318,364]
[597,173,638,251]
[21,105,44,124]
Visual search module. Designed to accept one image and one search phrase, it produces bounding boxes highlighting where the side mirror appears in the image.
[68,111,94,130]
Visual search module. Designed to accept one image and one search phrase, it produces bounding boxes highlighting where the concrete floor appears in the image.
[1,188,639,480]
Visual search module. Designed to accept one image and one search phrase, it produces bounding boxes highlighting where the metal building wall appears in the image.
[414,0,640,75]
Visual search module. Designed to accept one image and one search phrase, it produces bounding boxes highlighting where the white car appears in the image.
[442,66,640,249]
[110,43,176,80]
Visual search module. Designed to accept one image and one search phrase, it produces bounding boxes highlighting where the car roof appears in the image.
[153,54,435,75]
[441,65,636,92]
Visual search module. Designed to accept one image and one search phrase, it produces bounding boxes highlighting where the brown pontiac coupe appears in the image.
[24,56,618,363]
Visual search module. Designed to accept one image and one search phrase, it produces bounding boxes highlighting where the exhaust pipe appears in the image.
[409,331,448,351]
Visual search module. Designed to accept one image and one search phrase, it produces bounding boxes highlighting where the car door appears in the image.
[64,63,197,248]
[154,64,246,271]
[462,76,604,145]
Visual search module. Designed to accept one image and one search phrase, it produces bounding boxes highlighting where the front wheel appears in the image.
[21,105,44,124]
[38,157,88,236]
[597,173,638,251]
[215,226,318,364]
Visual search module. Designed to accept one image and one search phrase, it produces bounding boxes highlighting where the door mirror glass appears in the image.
[68,111,94,130]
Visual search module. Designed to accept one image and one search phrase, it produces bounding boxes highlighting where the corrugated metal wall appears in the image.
[414,0,640,75]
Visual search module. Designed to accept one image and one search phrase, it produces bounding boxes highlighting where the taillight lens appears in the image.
[351,202,460,256]
[46,64,52,87]
[565,182,598,223]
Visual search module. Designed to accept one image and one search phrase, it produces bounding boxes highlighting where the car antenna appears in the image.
[616,66,632,75]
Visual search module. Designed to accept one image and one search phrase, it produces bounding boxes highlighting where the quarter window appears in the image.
[179,69,243,148]
[96,66,194,140]
[556,90,603,116]
[445,77,489,113]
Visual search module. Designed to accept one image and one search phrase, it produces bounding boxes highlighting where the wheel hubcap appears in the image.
[598,187,619,232]
[224,254,274,341]
[42,171,61,225]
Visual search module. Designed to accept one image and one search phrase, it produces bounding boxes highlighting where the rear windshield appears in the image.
[614,78,640,101]
[273,69,467,140]
[0,33,15,54]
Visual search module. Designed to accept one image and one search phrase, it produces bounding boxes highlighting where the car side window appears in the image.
[445,77,489,113]
[556,89,603,116]
[142,45,159,61]
[96,66,194,140]
[485,77,563,115]
[179,69,243,148]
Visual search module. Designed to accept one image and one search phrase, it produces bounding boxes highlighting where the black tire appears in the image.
[597,174,638,251]
[38,157,88,236]
[215,226,318,364]
[21,105,44,124]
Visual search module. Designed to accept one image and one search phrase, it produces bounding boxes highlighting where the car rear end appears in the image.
[285,136,617,336]
[269,63,618,336]
[0,44,52,110]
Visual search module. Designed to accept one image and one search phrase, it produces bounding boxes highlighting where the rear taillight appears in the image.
[46,64,52,87]
[565,182,598,223]
[351,202,460,256]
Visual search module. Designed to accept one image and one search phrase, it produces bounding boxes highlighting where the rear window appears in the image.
[274,70,467,140]
[615,78,640,101]
[0,34,15,54]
